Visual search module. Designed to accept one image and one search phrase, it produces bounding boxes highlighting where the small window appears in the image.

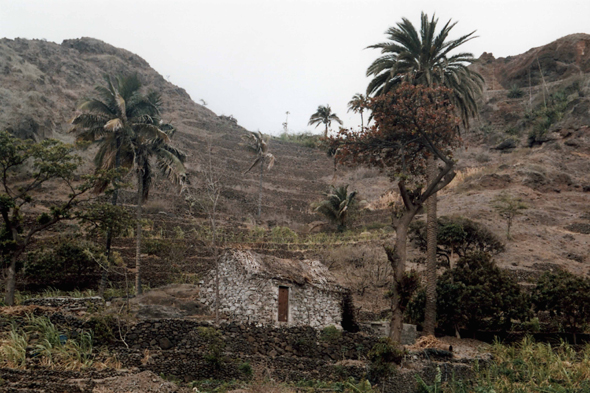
[278,286,289,322]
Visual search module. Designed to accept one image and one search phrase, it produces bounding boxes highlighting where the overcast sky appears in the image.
[1,0,589,135]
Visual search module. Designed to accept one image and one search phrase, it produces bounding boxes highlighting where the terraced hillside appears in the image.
[1,35,589,305]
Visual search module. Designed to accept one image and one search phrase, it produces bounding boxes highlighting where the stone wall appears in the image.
[121,320,377,360]
[23,296,104,312]
[200,256,344,328]
[6,313,480,392]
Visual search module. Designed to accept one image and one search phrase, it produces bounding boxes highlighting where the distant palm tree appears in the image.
[366,12,484,337]
[243,131,275,219]
[347,93,368,131]
[308,105,343,138]
[315,185,357,232]
[71,74,185,295]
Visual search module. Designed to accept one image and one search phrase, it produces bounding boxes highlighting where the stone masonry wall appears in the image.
[201,257,343,328]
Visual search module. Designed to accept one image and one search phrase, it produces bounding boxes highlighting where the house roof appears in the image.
[221,249,344,292]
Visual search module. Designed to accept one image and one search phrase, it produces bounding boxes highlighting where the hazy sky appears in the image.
[1,0,589,135]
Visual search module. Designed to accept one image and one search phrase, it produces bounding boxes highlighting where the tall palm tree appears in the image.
[366,12,484,337]
[243,131,275,219]
[308,105,343,137]
[347,94,368,131]
[130,122,186,294]
[71,74,185,295]
[315,185,357,232]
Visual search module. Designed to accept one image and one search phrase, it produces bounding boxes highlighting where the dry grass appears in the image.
[441,166,488,194]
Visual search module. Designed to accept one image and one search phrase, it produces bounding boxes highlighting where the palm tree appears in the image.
[71,74,185,295]
[366,12,484,337]
[243,131,275,219]
[315,185,357,232]
[308,105,343,137]
[130,123,186,294]
[347,94,368,131]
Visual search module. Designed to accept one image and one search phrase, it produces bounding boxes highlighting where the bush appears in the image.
[533,270,590,334]
[409,217,505,268]
[270,226,298,243]
[197,327,226,369]
[320,325,342,342]
[507,85,525,99]
[238,361,253,378]
[367,338,404,382]
[436,252,530,333]
[408,253,530,333]
[23,238,102,291]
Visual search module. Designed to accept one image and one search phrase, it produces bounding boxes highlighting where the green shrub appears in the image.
[23,238,101,290]
[143,239,171,256]
[533,270,590,334]
[197,326,226,369]
[505,127,520,136]
[270,226,298,243]
[238,361,253,378]
[436,252,530,333]
[409,217,505,267]
[367,338,404,382]
[320,325,342,342]
[277,132,324,149]
[507,85,524,99]
[249,226,266,242]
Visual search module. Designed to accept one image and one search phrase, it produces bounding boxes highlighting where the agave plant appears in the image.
[315,185,357,232]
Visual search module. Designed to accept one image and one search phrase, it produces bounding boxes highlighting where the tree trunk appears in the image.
[387,210,417,342]
[324,124,328,138]
[135,170,144,295]
[99,140,121,297]
[424,155,438,336]
[4,257,17,306]
[360,111,364,132]
[211,212,219,325]
[257,157,264,219]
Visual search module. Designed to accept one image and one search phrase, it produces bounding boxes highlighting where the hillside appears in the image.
[0,37,380,231]
[0,35,589,305]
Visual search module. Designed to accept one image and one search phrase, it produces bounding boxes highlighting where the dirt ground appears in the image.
[92,370,191,393]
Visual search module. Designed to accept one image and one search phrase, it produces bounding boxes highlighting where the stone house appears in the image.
[200,249,346,328]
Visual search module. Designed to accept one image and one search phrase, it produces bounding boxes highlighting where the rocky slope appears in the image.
[0,35,589,295]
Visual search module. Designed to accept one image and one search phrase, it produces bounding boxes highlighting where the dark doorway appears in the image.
[278,286,289,322]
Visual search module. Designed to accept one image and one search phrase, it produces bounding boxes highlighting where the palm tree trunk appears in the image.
[360,111,364,132]
[257,157,264,219]
[324,124,328,138]
[135,170,144,295]
[99,140,121,297]
[424,155,438,336]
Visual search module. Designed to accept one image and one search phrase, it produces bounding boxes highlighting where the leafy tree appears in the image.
[23,238,102,290]
[0,131,117,305]
[347,93,368,131]
[436,252,529,334]
[314,184,357,232]
[330,83,461,342]
[533,270,590,338]
[409,216,505,267]
[366,12,484,336]
[72,74,186,295]
[492,191,528,239]
[308,105,343,138]
[243,131,275,219]
[406,253,530,334]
